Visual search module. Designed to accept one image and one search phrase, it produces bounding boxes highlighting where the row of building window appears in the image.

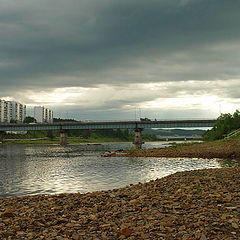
[34,106,53,123]
[0,99,54,123]
[0,99,26,123]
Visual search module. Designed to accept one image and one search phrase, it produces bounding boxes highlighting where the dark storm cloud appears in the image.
[1,0,240,93]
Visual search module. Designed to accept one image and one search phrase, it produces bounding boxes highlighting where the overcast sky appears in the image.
[1,0,240,120]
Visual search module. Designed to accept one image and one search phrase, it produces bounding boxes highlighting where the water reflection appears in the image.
[0,143,231,198]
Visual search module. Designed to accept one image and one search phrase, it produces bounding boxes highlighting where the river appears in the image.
[0,142,224,198]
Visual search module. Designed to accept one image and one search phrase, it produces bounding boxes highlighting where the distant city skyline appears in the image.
[1,0,240,120]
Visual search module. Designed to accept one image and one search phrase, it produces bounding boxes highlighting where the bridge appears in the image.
[156,136,203,141]
[0,119,216,148]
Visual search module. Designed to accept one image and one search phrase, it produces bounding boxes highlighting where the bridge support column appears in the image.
[133,128,144,149]
[60,130,68,147]
[0,131,4,144]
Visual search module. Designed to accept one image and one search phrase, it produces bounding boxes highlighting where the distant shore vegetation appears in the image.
[203,110,240,141]
[3,128,158,144]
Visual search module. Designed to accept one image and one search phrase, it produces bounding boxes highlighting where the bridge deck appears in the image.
[0,120,216,132]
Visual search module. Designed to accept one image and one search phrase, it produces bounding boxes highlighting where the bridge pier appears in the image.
[60,130,68,147]
[133,128,144,149]
[0,131,4,144]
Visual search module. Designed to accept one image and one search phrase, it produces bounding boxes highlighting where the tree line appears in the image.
[203,110,240,141]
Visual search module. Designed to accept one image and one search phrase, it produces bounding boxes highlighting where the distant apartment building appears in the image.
[0,99,26,123]
[0,99,5,122]
[34,106,53,123]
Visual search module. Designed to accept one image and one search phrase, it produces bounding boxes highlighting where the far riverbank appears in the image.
[1,137,131,145]
[1,135,161,145]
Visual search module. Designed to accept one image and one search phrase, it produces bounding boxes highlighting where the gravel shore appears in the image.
[0,167,239,240]
[116,140,240,161]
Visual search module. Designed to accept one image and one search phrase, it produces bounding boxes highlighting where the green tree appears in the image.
[46,130,54,140]
[81,130,90,139]
[10,119,17,123]
[203,110,240,140]
[24,116,37,123]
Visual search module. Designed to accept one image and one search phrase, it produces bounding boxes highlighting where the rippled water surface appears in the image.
[0,142,224,198]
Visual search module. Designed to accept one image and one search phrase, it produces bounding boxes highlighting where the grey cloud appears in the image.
[1,0,240,93]
[20,78,240,120]
[49,104,219,121]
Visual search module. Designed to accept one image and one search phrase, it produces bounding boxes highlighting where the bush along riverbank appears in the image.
[1,128,158,145]
[0,167,239,239]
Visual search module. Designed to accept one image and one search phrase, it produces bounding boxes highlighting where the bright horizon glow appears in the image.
[19,81,240,120]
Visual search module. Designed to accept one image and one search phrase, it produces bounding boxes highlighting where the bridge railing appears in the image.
[0,119,216,132]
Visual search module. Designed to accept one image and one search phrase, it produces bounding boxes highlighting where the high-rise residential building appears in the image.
[34,106,53,123]
[0,99,26,123]
[0,99,5,122]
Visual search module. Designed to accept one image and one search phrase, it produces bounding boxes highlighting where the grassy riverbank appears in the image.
[1,128,158,145]
[0,167,239,239]
[2,136,160,145]
[3,137,130,145]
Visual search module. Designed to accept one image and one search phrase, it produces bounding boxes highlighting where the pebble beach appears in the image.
[0,167,239,240]
[107,139,240,160]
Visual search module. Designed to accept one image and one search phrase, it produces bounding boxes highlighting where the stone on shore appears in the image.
[0,167,239,239]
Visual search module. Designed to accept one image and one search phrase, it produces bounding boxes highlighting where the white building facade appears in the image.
[0,99,26,123]
[0,99,5,122]
[34,106,53,123]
